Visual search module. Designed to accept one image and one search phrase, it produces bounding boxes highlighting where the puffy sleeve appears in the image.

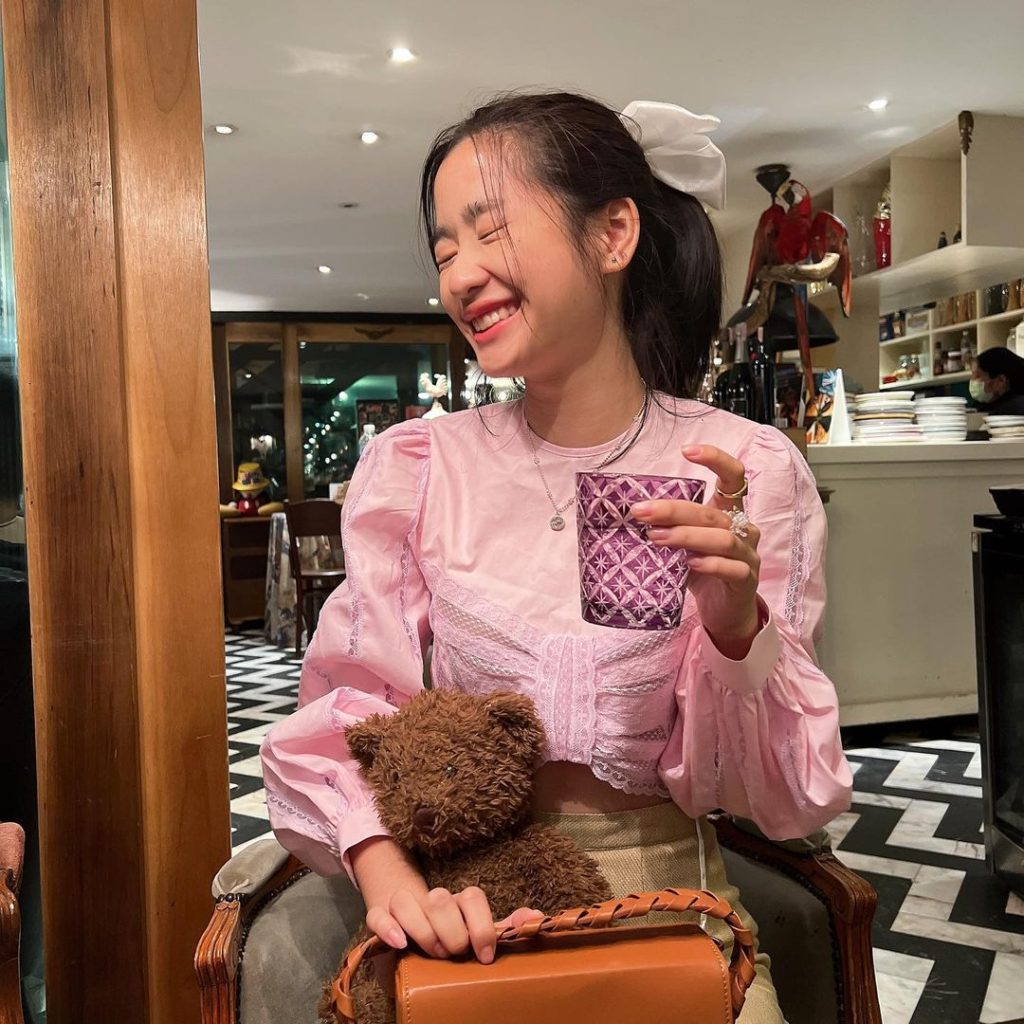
[659,424,852,839]
[260,420,432,879]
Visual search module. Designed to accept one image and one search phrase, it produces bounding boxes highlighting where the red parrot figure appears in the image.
[742,180,851,403]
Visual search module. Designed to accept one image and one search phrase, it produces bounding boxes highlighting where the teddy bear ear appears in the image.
[482,693,545,758]
[346,715,388,771]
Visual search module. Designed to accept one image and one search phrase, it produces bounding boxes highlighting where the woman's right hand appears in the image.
[366,886,546,966]
[352,837,544,965]
[366,886,511,964]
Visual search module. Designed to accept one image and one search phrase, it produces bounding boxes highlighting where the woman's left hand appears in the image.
[631,444,762,659]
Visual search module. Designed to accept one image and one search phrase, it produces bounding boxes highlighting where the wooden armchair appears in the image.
[0,822,26,1024]
[284,500,346,656]
[195,817,881,1024]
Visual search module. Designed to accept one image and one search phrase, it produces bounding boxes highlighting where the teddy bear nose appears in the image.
[413,806,438,833]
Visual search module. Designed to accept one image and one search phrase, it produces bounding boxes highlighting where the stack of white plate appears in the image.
[914,396,968,441]
[851,391,923,443]
[983,414,1024,440]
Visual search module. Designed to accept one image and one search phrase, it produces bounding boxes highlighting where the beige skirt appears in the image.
[534,803,784,1024]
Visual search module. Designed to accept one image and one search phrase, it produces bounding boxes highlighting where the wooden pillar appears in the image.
[448,327,467,412]
[1,0,230,1021]
[283,322,303,501]
[212,323,234,503]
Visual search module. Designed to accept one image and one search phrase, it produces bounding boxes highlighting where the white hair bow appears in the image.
[620,100,727,210]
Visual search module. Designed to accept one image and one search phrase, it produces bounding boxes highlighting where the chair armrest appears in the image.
[711,816,882,1024]
[195,839,310,1024]
[0,823,26,1024]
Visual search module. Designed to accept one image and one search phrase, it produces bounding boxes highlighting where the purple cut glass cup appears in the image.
[576,472,707,631]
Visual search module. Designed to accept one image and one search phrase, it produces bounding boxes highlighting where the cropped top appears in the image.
[261,395,853,880]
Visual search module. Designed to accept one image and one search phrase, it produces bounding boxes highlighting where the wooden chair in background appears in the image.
[284,500,346,656]
[0,821,25,1024]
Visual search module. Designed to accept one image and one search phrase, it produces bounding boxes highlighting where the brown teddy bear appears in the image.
[320,689,612,1024]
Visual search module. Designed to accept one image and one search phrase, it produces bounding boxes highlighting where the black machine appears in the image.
[973,510,1024,896]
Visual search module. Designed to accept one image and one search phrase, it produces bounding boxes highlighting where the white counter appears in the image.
[809,439,1024,465]
[806,439,1024,726]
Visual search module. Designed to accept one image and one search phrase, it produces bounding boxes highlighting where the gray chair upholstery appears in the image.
[238,870,363,1024]
[198,826,879,1024]
[203,838,365,1024]
[722,846,839,1024]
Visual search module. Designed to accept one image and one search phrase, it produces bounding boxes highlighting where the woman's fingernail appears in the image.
[386,928,407,949]
[647,528,670,543]
[631,502,652,518]
[480,945,494,965]
[683,445,702,458]
[432,943,447,959]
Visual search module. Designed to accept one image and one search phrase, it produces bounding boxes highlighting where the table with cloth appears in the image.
[264,511,345,649]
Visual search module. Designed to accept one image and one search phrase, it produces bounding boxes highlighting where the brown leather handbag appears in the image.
[328,888,758,1024]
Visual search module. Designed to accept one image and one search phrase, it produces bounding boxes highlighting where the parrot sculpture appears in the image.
[742,179,852,403]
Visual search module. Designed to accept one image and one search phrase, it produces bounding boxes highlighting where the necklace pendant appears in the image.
[550,514,566,532]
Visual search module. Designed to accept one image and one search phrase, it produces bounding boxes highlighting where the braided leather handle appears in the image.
[329,888,756,1023]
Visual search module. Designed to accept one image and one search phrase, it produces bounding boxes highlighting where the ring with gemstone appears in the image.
[725,508,751,539]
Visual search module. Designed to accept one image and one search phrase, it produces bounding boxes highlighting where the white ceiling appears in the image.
[198,0,1024,315]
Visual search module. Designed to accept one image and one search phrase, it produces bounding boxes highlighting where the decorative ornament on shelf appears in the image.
[958,110,974,156]
[739,165,852,410]
[231,462,269,517]
[357,422,377,457]
[937,230,949,249]
[419,372,450,419]
[873,183,892,269]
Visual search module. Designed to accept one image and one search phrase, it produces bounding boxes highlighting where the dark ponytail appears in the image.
[420,91,721,399]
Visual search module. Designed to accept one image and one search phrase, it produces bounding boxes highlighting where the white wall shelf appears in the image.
[880,371,972,391]
[877,300,1024,389]
[802,113,1024,392]
[880,330,931,349]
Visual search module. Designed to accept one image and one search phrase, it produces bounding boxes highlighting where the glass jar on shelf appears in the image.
[945,348,963,375]
[960,331,975,373]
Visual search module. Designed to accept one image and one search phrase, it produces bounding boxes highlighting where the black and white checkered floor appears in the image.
[225,631,1024,1024]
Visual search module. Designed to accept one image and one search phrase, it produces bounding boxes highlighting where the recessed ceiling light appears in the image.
[355,292,370,301]
[360,130,380,145]
[427,297,440,307]
[317,265,333,275]
[213,124,237,135]
[388,47,417,64]
[867,98,889,112]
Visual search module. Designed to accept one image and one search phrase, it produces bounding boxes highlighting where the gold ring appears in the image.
[715,478,748,501]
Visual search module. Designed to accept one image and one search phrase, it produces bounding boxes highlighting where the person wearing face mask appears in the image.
[970,346,1024,416]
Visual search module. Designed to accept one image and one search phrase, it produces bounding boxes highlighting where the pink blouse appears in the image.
[261,395,852,879]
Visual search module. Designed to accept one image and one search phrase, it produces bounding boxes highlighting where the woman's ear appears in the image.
[595,197,640,276]
[995,373,1011,397]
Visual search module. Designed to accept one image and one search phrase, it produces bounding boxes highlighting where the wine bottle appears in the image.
[749,327,775,424]
[727,324,753,420]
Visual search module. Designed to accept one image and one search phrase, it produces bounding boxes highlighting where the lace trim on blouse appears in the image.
[341,438,383,659]
[784,457,809,631]
[398,452,431,660]
[421,558,695,796]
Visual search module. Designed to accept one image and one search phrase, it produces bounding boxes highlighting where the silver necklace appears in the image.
[525,390,650,532]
